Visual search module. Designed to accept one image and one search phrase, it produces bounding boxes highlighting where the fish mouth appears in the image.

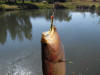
[41,26,57,44]
[41,26,65,62]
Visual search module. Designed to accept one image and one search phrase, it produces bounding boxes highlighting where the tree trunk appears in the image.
[15,0,17,3]
[93,0,96,2]
[31,0,34,2]
[22,0,24,4]
[5,0,6,3]
[8,0,9,2]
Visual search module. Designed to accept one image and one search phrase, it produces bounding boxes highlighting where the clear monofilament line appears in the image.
[50,0,55,31]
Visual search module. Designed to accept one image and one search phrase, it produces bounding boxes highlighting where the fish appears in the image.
[41,26,66,75]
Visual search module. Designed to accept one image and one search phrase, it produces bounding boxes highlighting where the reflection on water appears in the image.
[0,9,100,75]
[0,9,72,45]
[0,11,32,44]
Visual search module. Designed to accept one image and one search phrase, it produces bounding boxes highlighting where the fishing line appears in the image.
[50,0,55,31]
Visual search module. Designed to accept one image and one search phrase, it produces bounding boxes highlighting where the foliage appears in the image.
[47,0,66,3]
[0,0,100,11]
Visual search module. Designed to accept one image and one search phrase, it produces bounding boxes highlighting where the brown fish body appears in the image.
[41,26,66,75]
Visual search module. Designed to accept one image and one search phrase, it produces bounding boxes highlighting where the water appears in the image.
[0,9,100,75]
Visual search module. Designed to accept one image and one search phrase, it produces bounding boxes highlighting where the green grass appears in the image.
[61,1,100,9]
[0,1,100,11]
[0,4,19,11]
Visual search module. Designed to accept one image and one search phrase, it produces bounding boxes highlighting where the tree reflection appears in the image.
[0,11,32,44]
[23,9,72,22]
[0,9,72,44]
[0,24,7,44]
[96,7,100,16]
[95,7,100,24]
[55,9,72,22]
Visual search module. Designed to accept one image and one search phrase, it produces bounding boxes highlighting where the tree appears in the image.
[15,0,17,3]
[5,0,7,3]
[22,0,24,4]
[93,0,96,2]
[57,0,66,2]
[31,0,34,2]
[66,0,72,2]
[36,0,41,2]
[8,0,10,3]
[47,0,66,3]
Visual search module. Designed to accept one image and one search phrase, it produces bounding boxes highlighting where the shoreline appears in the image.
[0,2,100,11]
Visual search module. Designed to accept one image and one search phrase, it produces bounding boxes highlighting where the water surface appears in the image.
[0,9,100,75]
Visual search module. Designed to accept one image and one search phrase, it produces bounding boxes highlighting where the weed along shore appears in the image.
[0,1,100,11]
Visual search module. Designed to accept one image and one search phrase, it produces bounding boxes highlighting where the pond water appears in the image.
[0,9,100,75]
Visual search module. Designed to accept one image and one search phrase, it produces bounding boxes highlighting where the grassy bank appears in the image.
[62,1,100,9]
[0,1,100,11]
